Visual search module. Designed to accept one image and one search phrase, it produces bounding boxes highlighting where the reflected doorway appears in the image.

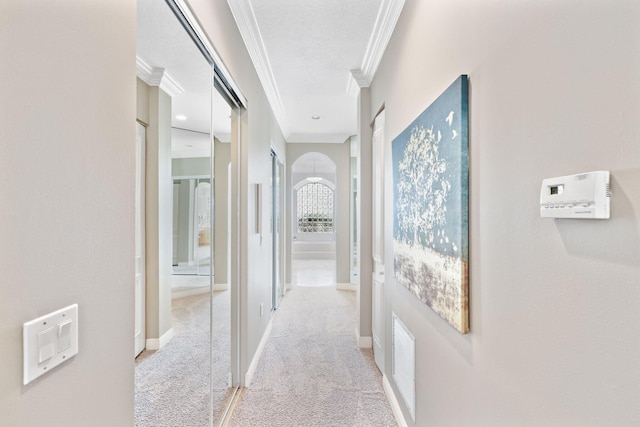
[172,176,212,276]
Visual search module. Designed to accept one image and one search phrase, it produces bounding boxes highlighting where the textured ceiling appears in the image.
[249,0,382,142]
[228,0,410,143]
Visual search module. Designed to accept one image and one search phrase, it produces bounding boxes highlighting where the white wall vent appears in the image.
[392,312,416,422]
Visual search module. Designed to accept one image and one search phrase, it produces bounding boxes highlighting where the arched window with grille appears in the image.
[296,182,334,234]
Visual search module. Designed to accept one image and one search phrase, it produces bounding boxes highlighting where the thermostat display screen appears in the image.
[550,185,564,195]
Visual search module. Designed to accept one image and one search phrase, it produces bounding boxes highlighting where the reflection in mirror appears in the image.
[350,136,360,284]
[211,87,234,422]
[135,0,215,425]
[271,152,285,310]
[137,0,240,424]
[171,175,211,278]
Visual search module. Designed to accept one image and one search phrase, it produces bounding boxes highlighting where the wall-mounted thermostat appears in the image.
[540,171,610,219]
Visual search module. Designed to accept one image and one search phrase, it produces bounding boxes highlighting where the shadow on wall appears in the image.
[555,170,640,267]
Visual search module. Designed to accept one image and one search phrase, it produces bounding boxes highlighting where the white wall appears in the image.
[172,156,211,177]
[0,1,136,425]
[356,88,374,341]
[185,0,287,383]
[143,85,173,343]
[370,0,640,425]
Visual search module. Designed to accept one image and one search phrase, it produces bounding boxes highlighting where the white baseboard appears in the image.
[336,282,358,292]
[245,318,273,386]
[214,283,229,291]
[171,283,228,299]
[146,328,174,351]
[358,336,373,348]
[292,253,336,260]
[355,326,373,348]
[383,374,408,427]
[171,286,208,299]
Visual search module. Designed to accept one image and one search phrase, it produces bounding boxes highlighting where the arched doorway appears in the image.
[290,152,337,286]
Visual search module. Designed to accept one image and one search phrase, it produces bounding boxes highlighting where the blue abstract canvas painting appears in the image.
[392,75,469,333]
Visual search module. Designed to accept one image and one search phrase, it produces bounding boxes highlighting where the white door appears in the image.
[372,111,385,372]
[172,182,180,266]
[272,152,284,310]
[134,122,146,357]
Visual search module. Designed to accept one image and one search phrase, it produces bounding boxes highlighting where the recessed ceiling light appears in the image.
[175,114,187,121]
[311,115,320,120]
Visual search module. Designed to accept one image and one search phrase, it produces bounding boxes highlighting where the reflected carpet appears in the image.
[135,290,232,426]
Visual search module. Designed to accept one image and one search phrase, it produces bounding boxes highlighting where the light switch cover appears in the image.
[57,320,72,352]
[37,327,56,363]
[23,304,78,385]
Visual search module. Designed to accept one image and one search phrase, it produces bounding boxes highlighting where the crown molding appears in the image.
[348,0,406,95]
[215,133,232,143]
[136,56,185,98]
[158,72,185,98]
[136,56,161,85]
[227,0,289,136]
[347,69,369,97]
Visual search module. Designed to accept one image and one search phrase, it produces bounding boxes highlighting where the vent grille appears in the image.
[392,312,416,422]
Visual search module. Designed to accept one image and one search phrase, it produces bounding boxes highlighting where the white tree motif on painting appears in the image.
[396,125,455,254]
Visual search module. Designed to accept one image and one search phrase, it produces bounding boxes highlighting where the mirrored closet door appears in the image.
[136,0,239,425]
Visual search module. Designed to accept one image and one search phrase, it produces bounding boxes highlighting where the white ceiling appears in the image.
[229,0,406,143]
[137,0,405,151]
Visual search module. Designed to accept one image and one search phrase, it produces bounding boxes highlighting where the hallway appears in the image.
[227,286,397,426]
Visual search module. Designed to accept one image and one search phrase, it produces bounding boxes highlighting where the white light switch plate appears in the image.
[23,304,78,385]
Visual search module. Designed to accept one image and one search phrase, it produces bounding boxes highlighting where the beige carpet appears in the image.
[227,287,397,427]
[135,290,232,427]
